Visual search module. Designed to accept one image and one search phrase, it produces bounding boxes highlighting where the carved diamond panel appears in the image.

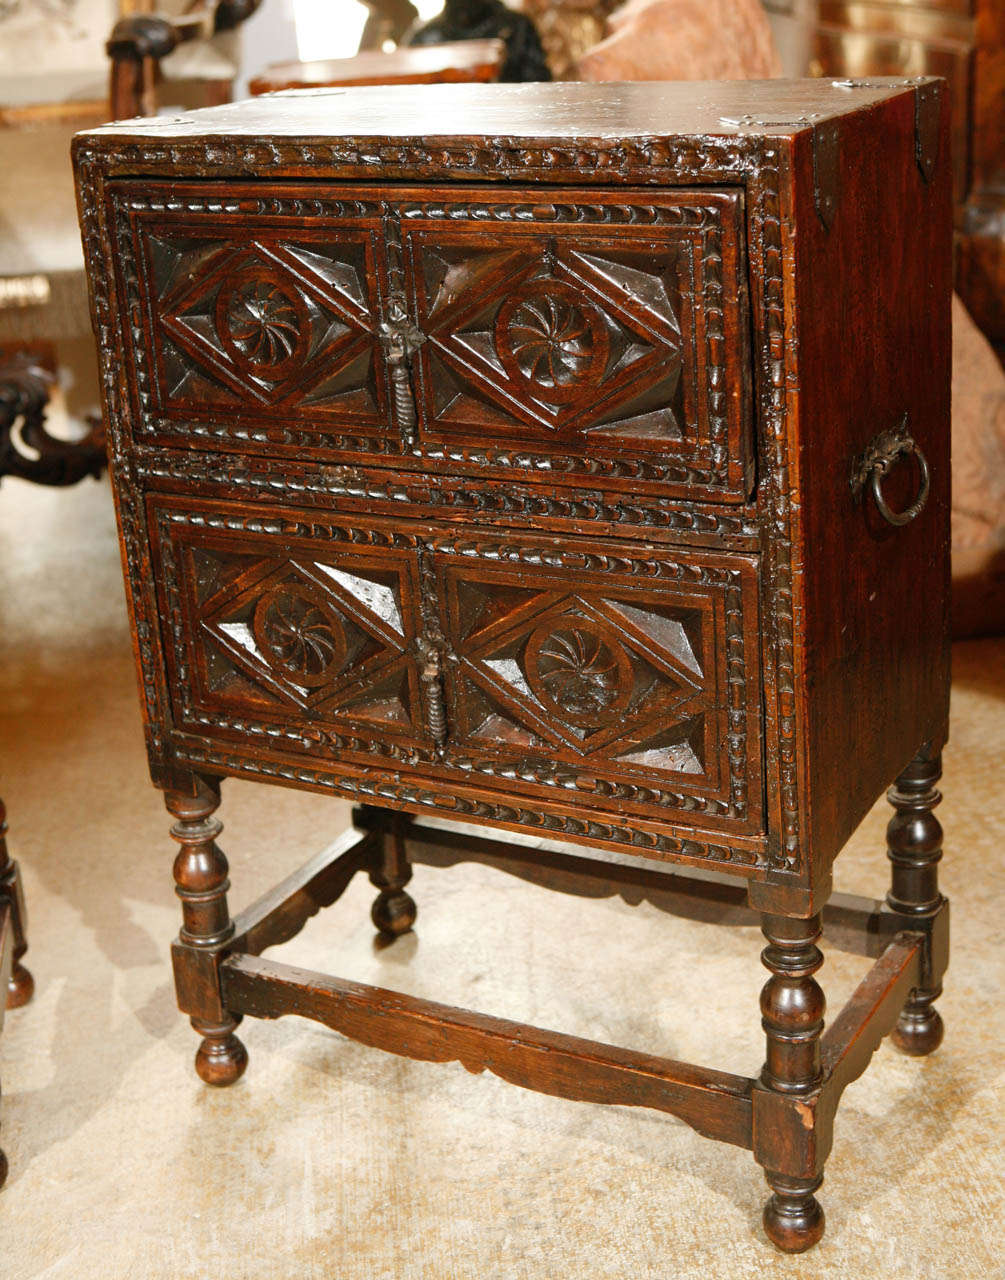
[412,237,686,441]
[436,546,764,831]
[154,512,434,754]
[153,236,382,420]
[402,189,750,494]
[112,184,749,503]
[114,187,389,437]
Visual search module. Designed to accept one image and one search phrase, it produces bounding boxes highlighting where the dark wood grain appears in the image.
[756,914,826,1252]
[785,86,953,900]
[73,80,953,1253]
[369,812,417,937]
[166,774,247,1086]
[886,747,947,1055]
[0,904,12,1040]
[222,951,755,1147]
[0,798,32,1010]
[821,931,922,1093]
[368,812,921,950]
[78,78,918,146]
[0,901,13,1189]
[0,799,34,1193]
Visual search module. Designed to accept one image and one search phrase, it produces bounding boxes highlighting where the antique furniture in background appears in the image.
[357,0,420,51]
[808,0,1005,355]
[577,0,783,80]
[0,96,108,439]
[0,351,104,486]
[405,0,551,81]
[514,0,622,79]
[0,797,35,1188]
[249,39,505,94]
[0,0,262,473]
[106,0,262,120]
[74,78,951,1251]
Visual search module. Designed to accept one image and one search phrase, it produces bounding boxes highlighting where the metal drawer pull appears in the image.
[851,420,930,527]
[379,294,426,447]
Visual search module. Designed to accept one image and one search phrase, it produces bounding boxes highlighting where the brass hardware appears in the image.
[851,418,930,527]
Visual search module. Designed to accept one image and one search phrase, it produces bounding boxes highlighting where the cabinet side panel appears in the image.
[791,89,953,874]
[73,149,180,789]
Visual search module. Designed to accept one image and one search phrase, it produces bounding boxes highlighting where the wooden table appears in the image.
[72,79,952,1252]
[249,39,505,95]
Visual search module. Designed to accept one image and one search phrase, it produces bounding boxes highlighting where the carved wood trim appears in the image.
[106,181,752,503]
[72,132,805,876]
[149,498,765,848]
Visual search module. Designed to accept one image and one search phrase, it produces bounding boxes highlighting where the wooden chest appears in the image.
[73,80,953,1251]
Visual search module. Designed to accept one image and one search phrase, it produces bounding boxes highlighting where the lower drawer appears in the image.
[148,495,766,850]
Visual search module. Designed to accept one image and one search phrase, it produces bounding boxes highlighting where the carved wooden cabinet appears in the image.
[73,81,952,1252]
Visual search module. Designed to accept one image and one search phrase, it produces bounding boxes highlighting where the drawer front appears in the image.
[432,538,764,834]
[151,502,436,759]
[402,187,751,497]
[149,498,765,842]
[112,189,391,439]
[112,182,752,503]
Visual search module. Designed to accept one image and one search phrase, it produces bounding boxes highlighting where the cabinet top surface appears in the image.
[77,78,923,150]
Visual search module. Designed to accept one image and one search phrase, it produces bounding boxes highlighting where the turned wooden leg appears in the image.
[167,777,247,1086]
[369,814,416,938]
[0,993,6,1188]
[759,913,826,1253]
[0,1072,6,1189]
[0,799,33,1011]
[887,747,945,1056]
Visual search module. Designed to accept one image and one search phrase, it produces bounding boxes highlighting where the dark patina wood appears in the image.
[73,80,953,1251]
[0,797,35,1188]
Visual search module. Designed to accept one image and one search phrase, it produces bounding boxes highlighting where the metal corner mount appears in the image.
[813,120,841,231]
[913,80,942,183]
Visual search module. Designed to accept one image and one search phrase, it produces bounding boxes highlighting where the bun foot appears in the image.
[890,998,944,1056]
[6,962,34,1010]
[763,1175,825,1253]
[193,1019,248,1087]
[372,888,416,938]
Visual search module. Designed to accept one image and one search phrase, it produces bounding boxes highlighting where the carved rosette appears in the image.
[252,587,346,687]
[524,622,633,727]
[496,284,608,403]
[77,127,796,875]
[217,274,307,374]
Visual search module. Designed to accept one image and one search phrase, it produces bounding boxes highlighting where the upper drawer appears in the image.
[109,181,752,502]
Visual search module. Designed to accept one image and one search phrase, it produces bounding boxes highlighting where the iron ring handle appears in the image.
[869,439,930,526]
[850,421,931,527]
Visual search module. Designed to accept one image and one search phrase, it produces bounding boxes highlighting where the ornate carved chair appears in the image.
[106,0,262,120]
[404,0,551,82]
[0,0,264,484]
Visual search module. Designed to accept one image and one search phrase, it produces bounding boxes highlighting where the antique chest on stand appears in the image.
[73,80,952,1252]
